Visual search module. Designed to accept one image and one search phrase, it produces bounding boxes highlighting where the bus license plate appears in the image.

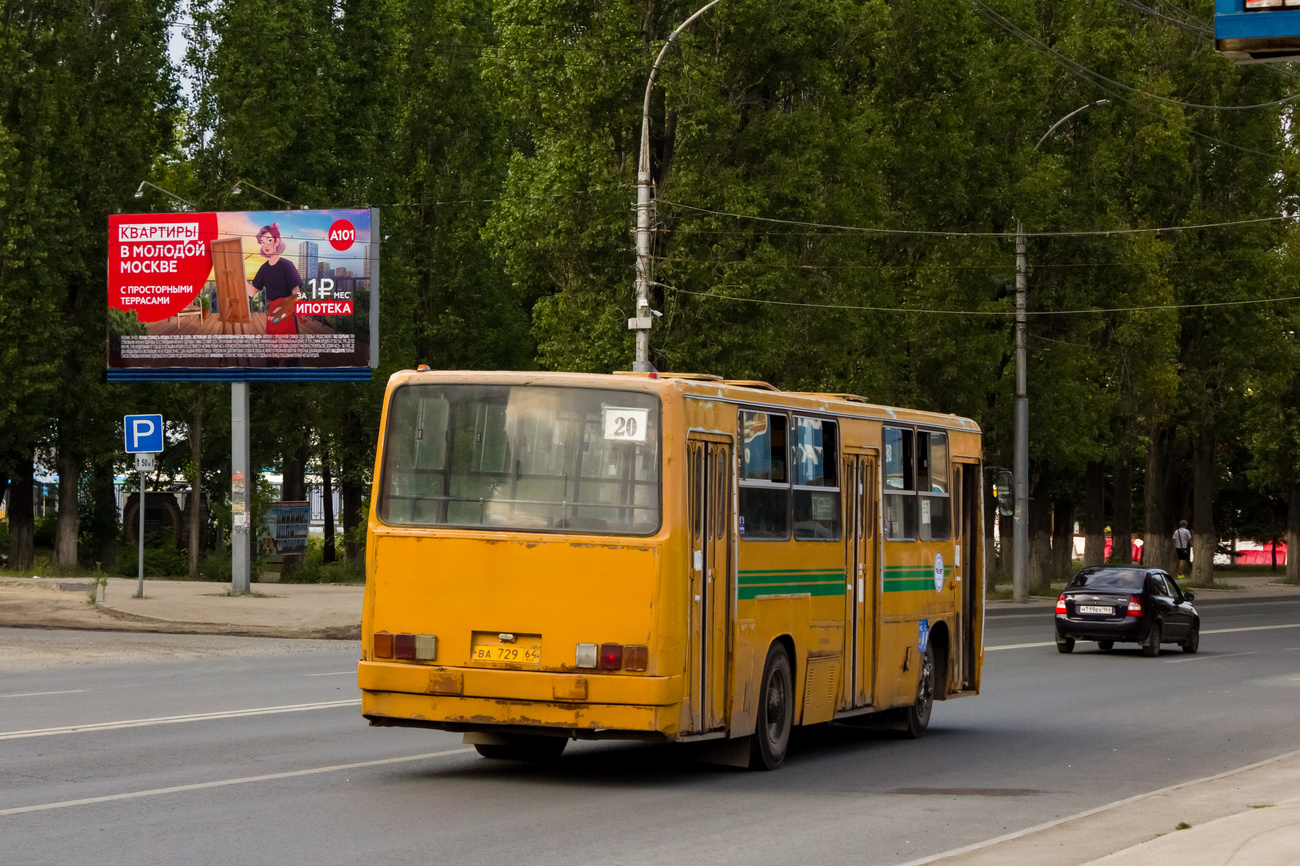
[1078,605,1113,615]
[470,632,542,665]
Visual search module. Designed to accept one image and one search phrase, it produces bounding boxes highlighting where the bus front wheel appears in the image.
[473,735,567,762]
[749,643,793,771]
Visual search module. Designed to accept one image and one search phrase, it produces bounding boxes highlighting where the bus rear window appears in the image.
[379,385,661,535]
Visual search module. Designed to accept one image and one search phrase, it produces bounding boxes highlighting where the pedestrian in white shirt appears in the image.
[1173,520,1192,579]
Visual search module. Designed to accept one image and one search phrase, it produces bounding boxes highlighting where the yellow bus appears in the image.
[359,370,984,769]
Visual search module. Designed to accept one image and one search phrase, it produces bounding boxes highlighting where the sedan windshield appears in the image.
[1068,569,1146,590]
[379,384,661,535]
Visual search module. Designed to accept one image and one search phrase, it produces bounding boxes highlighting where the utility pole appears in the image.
[1013,99,1109,604]
[631,0,724,372]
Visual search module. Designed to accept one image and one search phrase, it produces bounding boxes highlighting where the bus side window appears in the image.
[883,427,916,540]
[918,431,950,541]
[691,446,704,543]
[716,449,728,540]
[738,411,790,540]
[792,416,840,540]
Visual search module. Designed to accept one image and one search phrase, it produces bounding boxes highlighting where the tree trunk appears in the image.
[1110,447,1133,563]
[53,444,81,568]
[7,456,35,570]
[1191,418,1216,585]
[281,445,309,576]
[1053,496,1075,580]
[1027,470,1054,595]
[188,399,203,580]
[322,446,335,564]
[342,478,363,564]
[1288,479,1300,584]
[1084,461,1104,567]
[91,459,117,569]
[1143,423,1176,570]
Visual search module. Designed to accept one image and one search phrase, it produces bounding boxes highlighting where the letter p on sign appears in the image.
[124,414,164,453]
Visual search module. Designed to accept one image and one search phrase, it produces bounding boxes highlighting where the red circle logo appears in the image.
[328,219,356,251]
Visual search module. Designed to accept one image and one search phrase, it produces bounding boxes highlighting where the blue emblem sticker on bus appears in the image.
[934,553,944,592]
[918,619,930,653]
[739,515,745,536]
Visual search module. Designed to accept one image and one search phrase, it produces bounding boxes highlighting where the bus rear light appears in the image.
[415,634,438,661]
[1126,596,1144,617]
[623,645,648,671]
[374,632,393,658]
[575,643,598,668]
[1055,594,1067,615]
[600,643,623,670]
[395,633,416,659]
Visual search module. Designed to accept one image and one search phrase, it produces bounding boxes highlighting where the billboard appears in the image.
[107,208,378,380]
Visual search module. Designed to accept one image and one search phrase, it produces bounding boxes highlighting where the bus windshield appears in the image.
[379,384,661,535]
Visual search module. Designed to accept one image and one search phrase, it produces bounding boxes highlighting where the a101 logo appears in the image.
[329,219,355,251]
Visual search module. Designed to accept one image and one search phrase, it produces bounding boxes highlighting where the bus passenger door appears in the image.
[843,450,878,709]
[686,435,733,734]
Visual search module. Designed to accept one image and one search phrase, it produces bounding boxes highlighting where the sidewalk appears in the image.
[0,575,361,640]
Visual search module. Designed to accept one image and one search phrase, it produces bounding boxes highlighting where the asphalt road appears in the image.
[3,598,1300,866]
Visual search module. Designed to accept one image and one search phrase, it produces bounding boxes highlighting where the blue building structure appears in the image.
[1216,1,1300,62]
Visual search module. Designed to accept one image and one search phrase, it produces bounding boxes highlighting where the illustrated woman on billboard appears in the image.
[245,222,301,334]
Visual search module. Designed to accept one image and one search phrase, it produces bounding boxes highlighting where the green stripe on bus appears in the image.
[738,570,843,584]
[738,582,847,600]
[882,578,940,592]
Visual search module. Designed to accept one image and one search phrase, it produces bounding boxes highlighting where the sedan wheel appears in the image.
[1143,622,1162,657]
[1182,621,1200,654]
[1056,637,1075,654]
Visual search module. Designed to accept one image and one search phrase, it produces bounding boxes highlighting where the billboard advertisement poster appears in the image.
[107,208,378,380]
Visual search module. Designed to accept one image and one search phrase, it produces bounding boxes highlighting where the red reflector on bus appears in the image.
[1055,594,1067,615]
[599,643,623,670]
[374,632,393,658]
[395,633,416,659]
[624,645,648,671]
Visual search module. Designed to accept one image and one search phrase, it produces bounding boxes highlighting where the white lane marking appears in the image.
[987,642,1054,651]
[987,621,1300,652]
[893,744,1300,866]
[0,748,475,817]
[1165,651,1257,664]
[0,690,88,699]
[1205,623,1300,635]
[0,700,360,741]
[303,671,355,677]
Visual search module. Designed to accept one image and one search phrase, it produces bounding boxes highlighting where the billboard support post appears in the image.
[232,383,251,595]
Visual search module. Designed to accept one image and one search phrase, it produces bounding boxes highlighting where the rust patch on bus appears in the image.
[428,670,464,695]
[552,676,588,702]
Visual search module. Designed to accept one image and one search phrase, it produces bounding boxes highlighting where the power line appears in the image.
[658,199,1295,238]
[659,284,1300,317]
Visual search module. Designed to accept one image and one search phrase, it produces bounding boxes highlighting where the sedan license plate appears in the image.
[1078,604,1113,615]
[470,631,542,666]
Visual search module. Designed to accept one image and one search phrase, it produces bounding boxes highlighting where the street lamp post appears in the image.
[1012,99,1109,604]
[631,0,724,373]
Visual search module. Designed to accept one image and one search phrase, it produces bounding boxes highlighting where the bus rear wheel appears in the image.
[473,735,567,762]
[749,643,793,771]
[901,645,935,739]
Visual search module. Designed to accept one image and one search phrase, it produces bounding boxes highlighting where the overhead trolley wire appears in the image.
[658,284,1300,317]
[657,199,1296,239]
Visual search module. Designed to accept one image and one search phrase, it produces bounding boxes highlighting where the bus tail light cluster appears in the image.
[575,643,648,671]
[373,631,438,661]
[1126,596,1144,617]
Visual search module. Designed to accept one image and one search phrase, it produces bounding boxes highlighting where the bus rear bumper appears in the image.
[361,690,672,740]
[357,661,682,737]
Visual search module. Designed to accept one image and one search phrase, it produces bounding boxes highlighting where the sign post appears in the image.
[124,415,163,599]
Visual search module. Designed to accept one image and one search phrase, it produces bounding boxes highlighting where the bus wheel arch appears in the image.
[928,621,951,700]
[749,638,795,771]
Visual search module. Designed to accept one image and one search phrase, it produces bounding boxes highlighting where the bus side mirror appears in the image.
[995,469,1014,517]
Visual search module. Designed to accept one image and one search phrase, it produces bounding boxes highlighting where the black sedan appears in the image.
[1055,566,1200,656]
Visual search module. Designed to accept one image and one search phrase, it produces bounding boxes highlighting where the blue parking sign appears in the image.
[124,414,164,453]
